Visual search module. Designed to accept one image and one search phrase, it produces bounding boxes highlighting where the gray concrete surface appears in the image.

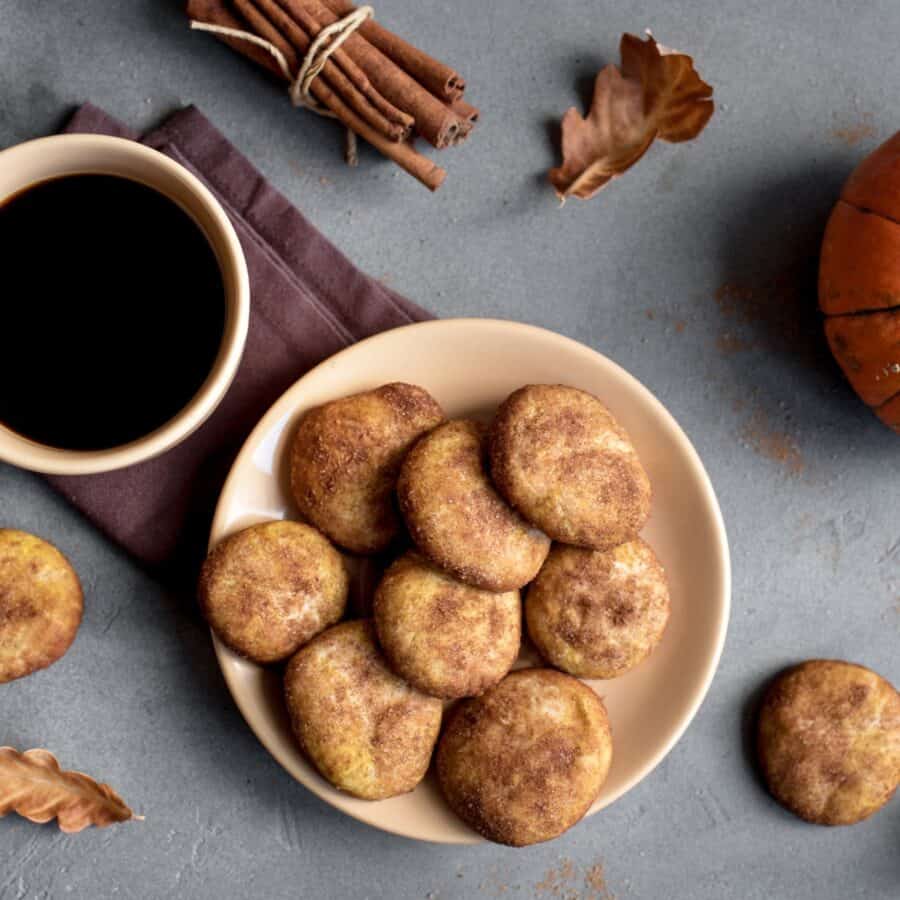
[2,1,899,897]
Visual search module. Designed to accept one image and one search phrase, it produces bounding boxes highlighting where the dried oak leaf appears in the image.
[549,32,714,202]
[0,747,141,833]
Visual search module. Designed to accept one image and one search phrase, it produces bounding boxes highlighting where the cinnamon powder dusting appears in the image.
[714,281,756,316]
[713,268,811,359]
[716,332,749,356]
[831,113,876,147]
[740,406,804,477]
[584,865,614,900]
[533,858,614,900]
[479,866,511,897]
[535,859,577,898]
[711,269,816,477]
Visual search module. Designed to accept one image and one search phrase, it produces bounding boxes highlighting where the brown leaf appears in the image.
[549,32,714,202]
[0,747,141,833]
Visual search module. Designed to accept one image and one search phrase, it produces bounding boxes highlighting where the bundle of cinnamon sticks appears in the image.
[187,0,478,190]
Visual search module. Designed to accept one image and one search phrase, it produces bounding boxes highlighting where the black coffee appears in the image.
[0,174,226,450]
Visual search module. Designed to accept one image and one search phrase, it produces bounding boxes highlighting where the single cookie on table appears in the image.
[289,383,445,554]
[489,384,651,550]
[526,539,670,679]
[198,520,347,664]
[285,620,442,800]
[397,419,550,591]
[374,551,521,699]
[436,668,612,846]
[0,529,83,684]
[757,659,900,825]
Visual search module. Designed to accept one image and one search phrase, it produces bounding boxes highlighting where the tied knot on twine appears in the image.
[190,6,374,164]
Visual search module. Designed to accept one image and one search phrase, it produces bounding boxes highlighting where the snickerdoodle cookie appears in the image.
[0,529,83,684]
[489,385,651,550]
[285,620,443,800]
[373,552,521,699]
[757,659,900,825]
[198,520,347,664]
[289,383,444,554]
[436,668,612,845]
[526,540,670,679]
[397,420,550,591]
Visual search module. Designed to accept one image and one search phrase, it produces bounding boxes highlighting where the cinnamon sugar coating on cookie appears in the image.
[290,383,445,554]
[285,620,442,799]
[526,539,670,678]
[0,529,83,684]
[757,660,900,825]
[397,419,550,591]
[489,385,651,550]
[374,552,521,698]
[198,520,348,664]
[436,668,612,845]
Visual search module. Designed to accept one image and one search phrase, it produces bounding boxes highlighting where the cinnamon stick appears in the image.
[234,0,412,142]
[449,99,479,143]
[188,0,286,78]
[451,98,480,125]
[277,0,466,148]
[321,0,465,101]
[187,0,446,189]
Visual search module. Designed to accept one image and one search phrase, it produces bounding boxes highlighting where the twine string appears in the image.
[289,6,373,111]
[190,7,374,162]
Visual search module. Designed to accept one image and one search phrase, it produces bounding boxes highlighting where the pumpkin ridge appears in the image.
[843,200,900,231]
[824,303,900,320]
[875,384,900,411]
[824,133,900,431]
[824,308,900,406]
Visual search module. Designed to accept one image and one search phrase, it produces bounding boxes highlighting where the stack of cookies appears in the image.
[198,382,672,846]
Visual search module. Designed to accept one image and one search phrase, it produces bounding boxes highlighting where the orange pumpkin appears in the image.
[820,133,900,432]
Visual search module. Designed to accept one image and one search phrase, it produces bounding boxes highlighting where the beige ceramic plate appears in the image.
[209,318,730,844]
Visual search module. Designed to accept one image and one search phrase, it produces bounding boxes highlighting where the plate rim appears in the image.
[208,317,732,845]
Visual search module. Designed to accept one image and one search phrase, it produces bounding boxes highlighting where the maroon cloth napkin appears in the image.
[47,104,430,574]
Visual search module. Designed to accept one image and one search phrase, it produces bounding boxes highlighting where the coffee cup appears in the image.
[0,134,249,475]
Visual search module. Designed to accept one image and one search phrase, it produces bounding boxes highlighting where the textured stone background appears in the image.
[1,1,899,897]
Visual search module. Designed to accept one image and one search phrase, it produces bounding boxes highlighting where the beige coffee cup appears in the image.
[0,134,250,475]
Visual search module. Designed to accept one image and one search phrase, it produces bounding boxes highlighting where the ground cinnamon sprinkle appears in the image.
[479,866,512,897]
[711,269,814,476]
[532,858,614,900]
[831,112,876,147]
[643,310,687,333]
[534,858,577,899]
[715,332,749,356]
[713,281,756,316]
[714,281,789,346]
[713,281,765,355]
[712,265,812,359]
[583,864,614,900]
[740,406,804,477]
